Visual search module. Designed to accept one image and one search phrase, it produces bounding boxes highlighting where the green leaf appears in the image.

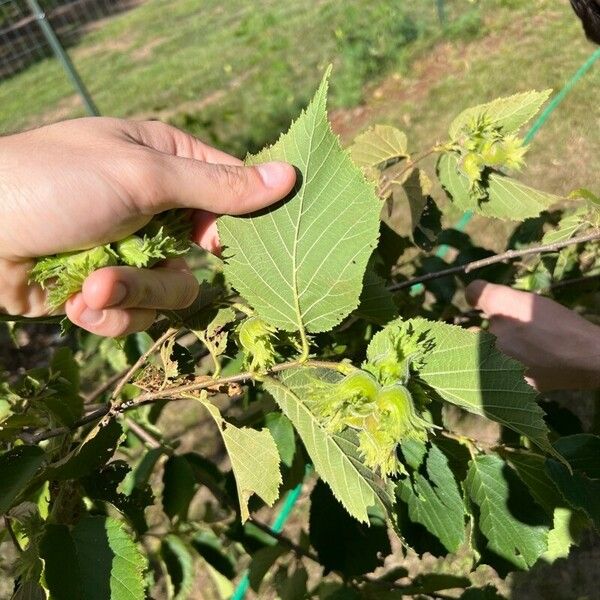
[39,524,82,600]
[0,446,45,514]
[485,173,561,220]
[191,531,235,580]
[397,442,466,552]
[41,516,146,600]
[45,421,123,480]
[543,506,588,562]
[192,306,236,360]
[198,395,282,522]
[50,347,80,391]
[309,479,391,576]
[355,262,397,325]
[437,152,472,211]
[349,124,408,169]
[438,153,559,220]
[218,68,380,337]
[449,90,552,139]
[466,455,549,569]
[72,516,147,600]
[264,369,396,525]
[248,544,287,592]
[541,211,585,244]
[405,318,558,458]
[82,461,153,534]
[161,535,195,600]
[162,455,196,521]
[265,412,296,467]
[505,452,564,515]
[553,434,600,479]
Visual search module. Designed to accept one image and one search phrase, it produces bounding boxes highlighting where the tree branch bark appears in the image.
[389,230,600,291]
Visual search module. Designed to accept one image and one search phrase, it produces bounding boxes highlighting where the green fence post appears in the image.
[436,0,446,26]
[26,0,99,116]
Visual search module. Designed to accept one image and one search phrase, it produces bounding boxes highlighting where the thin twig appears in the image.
[249,518,320,563]
[389,230,600,291]
[16,360,346,444]
[111,327,177,401]
[123,417,163,450]
[83,369,126,404]
[547,272,600,292]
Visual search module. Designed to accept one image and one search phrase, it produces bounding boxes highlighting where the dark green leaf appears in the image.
[191,531,236,579]
[162,455,196,521]
[466,455,549,569]
[161,535,194,600]
[553,434,600,479]
[0,446,45,514]
[82,461,153,534]
[355,262,398,325]
[309,479,391,576]
[72,516,147,600]
[546,459,600,527]
[40,516,146,600]
[46,421,123,480]
[39,524,82,600]
[248,544,287,592]
[397,442,466,552]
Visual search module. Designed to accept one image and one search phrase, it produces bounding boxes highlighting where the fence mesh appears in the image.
[0,0,136,80]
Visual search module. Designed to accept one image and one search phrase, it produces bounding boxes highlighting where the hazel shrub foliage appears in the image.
[2,71,600,599]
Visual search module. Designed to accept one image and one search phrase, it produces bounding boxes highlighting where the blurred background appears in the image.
[1,1,600,598]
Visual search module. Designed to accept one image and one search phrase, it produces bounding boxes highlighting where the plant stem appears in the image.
[16,359,346,443]
[123,417,163,450]
[111,327,177,401]
[389,230,600,291]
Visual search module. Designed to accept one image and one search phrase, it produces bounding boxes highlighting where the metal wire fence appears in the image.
[0,0,136,80]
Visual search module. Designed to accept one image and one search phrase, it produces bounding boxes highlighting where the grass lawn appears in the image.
[1,0,478,144]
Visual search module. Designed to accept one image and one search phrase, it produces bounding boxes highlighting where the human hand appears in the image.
[0,118,296,336]
[466,280,600,391]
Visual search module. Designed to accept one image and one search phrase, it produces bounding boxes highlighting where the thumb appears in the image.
[156,157,297,214]
[466,279,530,317]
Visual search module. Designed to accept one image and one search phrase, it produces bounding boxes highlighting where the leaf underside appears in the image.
[218,69,380,334]
[264,368,395,525]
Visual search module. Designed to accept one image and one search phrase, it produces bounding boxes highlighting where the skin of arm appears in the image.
[466,280,600,392]
[0,117,296,337]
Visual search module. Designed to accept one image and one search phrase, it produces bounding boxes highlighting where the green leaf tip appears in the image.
[218,67,381,347]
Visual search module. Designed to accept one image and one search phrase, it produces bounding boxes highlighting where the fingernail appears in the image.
[107,282,127,307]
[257,162,292,189]
[80,307,105,326]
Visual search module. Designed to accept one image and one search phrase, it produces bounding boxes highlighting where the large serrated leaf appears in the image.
[349,124,408,169]
[437,153,559,220]
[41,516,147,600]
[397,442,466,552]
[449,90,552,140]
[264,369,395,525]
[466,455,549,569]
[218,69,380,335]
[405,318,558,459]
[198,396,282,523]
